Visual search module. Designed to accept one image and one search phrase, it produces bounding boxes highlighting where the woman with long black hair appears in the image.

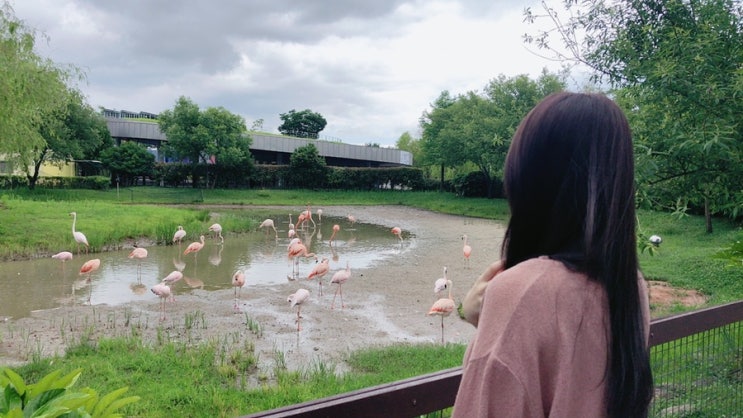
[453,92,653,417]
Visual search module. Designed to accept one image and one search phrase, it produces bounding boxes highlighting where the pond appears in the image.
[0,214,414,321]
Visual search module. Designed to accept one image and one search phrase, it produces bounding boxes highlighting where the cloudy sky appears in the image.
[12,0,576,147]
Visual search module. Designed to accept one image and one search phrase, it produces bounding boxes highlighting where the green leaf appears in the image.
[91,387,131,418]
[1,370,27,398]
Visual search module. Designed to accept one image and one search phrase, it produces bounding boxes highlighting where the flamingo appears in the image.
[434,266,449,297]
[208,223,224,243]
[428,276,455,344]
[259,219,278,239]
[330,261,351,309]
[316,209,323,223]
[288,214,295,231]
[297,205,315,229]
[69,212,89,254]
[232,270,246,312]
[151,283,171,320]
[79,258,101,304]
[391,226,403,242]
[52,251,73,264]
[287,240,317,280]
[161,270,183,301]
[347,214,356,226]
[307,257,330,296]
[288,288,311,331]
[184,235,206,260]
[328,224,340,244]
[173,226,187,245]
[288,226,296,239]
[128,247,148,281]
[462,234,472,269]
[79,258,101,282]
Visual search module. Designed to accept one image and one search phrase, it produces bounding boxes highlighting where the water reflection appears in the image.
[0,215,414,321]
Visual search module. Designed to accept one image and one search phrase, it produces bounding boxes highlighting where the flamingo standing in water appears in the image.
[391,227,403,242]
[428,275,455,344]
[151,283,171,320]
[328,224,340,245]
[288,288,310,331]
[462,234,472,269]
[307,257,330,296]
[173,226,187,245]
[184,235,206,261]
[69,212,89,254]
[79,258,101,304]
[208,223,224,243]
[232,270,246,312]
[259,219,278,239]
[287,240,317,280]
[330,261,351,309]
[316,209,323,224]
[128,247,148,281]
[52,251,73,268]
[346,214,356,226]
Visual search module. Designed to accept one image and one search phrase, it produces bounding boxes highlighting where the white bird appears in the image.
[259,219,278,239]
[434,267,449,297]
[649,235,662,247]
[69,212,89,254]
[173,226,187,245]
[428,277,455,344]
[288,288,311,331]
[208,223,224,243]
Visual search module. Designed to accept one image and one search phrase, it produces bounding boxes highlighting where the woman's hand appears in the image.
[462,260,504,327]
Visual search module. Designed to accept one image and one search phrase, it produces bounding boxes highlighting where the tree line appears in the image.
[2,0,741,232]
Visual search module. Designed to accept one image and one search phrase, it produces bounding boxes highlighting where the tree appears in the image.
[524,0,743,231]
[395,131,423,167]
[287,143,328,189]
[419,91,457,190]
[24,89,112,189]
[0,2,81,182]
[159,96,251,188]
[278,109,327,138]
[420,73,565,197]
[100,141,155,186]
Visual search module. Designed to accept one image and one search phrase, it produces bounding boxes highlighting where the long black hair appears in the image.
[501,92,653,417]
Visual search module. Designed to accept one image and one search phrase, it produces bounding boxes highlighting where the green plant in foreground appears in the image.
[0,368,140,418]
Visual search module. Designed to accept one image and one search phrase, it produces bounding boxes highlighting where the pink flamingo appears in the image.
[208,223,224,243]
[428,277,455,344]
[316,209,323,223]
[232,270,246,312]
[433,266,449,298]
[328,224,340,244]
[288,288,310,331]
[151,283,171,320]
[307,257,330,296]
[330,261,351,309]
[52,251,73,266]
[173,226,187,245]
[462,234,472,269]
[79,258,101,304]
[184,235,206,260]
[287,240,317,280]
[161,271,183,301]
[391,226,403,242]
[69,212,89,254]
[128,247,148,281]
[297,204,315,229]
[346,214,356,226]
[259,219,278,239]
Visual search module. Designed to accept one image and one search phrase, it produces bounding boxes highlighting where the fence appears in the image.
[244,300,743,418]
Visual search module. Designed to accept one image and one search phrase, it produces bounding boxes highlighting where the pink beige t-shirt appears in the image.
[453,257,649,417]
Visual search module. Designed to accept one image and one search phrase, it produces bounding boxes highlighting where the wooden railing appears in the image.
[243,300,743,418]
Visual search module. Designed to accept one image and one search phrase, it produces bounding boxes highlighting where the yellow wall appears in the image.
[39,161,76,177]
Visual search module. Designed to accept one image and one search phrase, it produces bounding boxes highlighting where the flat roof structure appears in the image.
[105,118,412,167]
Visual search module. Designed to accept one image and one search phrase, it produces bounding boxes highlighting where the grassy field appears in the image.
[1,187,741,416]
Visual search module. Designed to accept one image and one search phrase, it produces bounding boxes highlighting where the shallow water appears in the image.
[0,215,413,321]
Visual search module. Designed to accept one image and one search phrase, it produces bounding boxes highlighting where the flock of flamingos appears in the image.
[51,208,473,342]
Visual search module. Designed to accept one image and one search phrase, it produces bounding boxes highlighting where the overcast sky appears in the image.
[12,0,576,147]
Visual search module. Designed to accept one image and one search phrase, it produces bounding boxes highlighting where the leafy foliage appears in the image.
[0,368,139,418]
[101,142,155,186]
[278,109,327,138]
[286,143,328,188]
